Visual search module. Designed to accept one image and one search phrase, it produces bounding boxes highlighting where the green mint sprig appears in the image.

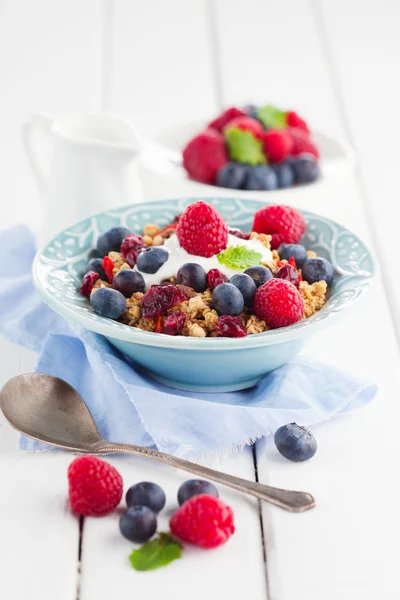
[224,128,266,166]
[217,245,262,269]
[129,533,182,571]
[256,104,286,129]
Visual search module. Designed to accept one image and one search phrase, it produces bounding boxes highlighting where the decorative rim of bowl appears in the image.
[33,197,375,351]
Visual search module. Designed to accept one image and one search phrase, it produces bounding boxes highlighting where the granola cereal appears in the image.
[299,280,327,318]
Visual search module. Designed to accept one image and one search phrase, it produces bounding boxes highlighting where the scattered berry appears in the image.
[302,257,334,286]
[177,201,228,258]
[120,506,157,543]
[272,162,295,188]
[224,116,264,140]
[162,311,186,335]
[216,162,249,189]
[86,258,107,281]
[262,129,292,163]
[183,130,228,184]
[97,226,131,256]
[176,263,207,292]
[126,482,166,513]
[112,270,145,296]
[177,480,219,506]
[291,154,320,184]
[90,287,127,319]
[137,247,169,274]
[244,265,272,288]
[141,284,186,319]
[228,228,251,240]
[254,278,304,329]
[275,264,300,288]
[288,128,319,158]
[252,204,306,249]
[212,283,244,316]
[170,495,235,549]
[215,315,247,338]
[102,256,115,283]
[68,456,123,516]
[80,271,98,296]
[244,165,278,191]
[121,234,145,267]
[229,273,257,306]
[207,268,228,291]
[277,243,308,268]
[208,107,246,132]
[274,423,317,462]
[286,111,310,134]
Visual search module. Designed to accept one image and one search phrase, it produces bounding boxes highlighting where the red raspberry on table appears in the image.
[170,494,235,549]
[288,127,319,159]
[286,111,310,134]
[252,204,306,250]
[216,315,247,338]
[223,116,264,140]
[262,129,293,163]
[80,271,98,296]
[208,107,246,132]
[183,130,228,184]
[177,201,228,258]
[254,278,304,329]
[68,456,123,517]
[207,268,228,291]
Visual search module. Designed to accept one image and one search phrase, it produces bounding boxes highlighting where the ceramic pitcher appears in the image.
[23,113,143,245]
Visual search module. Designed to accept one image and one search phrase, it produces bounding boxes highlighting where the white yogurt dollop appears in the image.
[135,234,273,289]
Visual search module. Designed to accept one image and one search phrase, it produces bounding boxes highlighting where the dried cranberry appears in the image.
[125,248,142,267]
[207,268,228,291]
[162,311,186,335]
[275,264,300,288]
[102,256,115,283]
[80,271,98,296]
[121,234,144,260]
[215,316,247,338]
[228,228,251,240]
[173,213,181,223]
[159,223,177,238]
[141,285,186,319]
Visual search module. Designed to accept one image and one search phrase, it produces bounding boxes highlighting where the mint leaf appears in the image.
[257,105,286,129]
[217,245,262,269]
[129,533,182,572]
[225,128,266,166]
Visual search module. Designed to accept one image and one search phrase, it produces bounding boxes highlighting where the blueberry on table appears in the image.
[272,162,295,188]
[90,287,126,319]
[136,247,169,274]
[244,265,272,288]
[86,257,107,281]
[212,283,244,316]
[126,482,166,513]
[96,226,131,256]
[229,273,257,306]
[274,423,317,462]
[277,243,308,268]
[119,506,157,543]
[176,263,207,292]
[302,257,334,286]
[216,162,249,190]
[244,165,278,191]
[112,270,145,297]
[177,480,219,506]
[291,154,320,184]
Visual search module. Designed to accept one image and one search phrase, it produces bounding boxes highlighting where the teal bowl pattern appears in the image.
[33,197,375,392]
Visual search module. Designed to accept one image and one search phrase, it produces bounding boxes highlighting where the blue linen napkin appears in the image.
[0,226,377,458]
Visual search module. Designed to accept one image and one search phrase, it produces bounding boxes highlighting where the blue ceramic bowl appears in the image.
[33,197,375,392]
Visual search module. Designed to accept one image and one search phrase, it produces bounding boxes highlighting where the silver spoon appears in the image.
[0,373,315,513]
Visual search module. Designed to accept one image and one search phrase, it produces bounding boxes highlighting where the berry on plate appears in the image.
[120,234,145,267]
[291,154,320,184]
[275,264,300,288]
[80,271,99,296]
[272,162,295,188]
[136,246,169,274]
[162,311,187,335]
[254,278,304,329]
[68,456,123,516]
[286,111,310,134]
[245,165,278,191]
[277,243,308,268]
[274,423,317,462]
[112,270,145,296]
[141,284,186,319]
[215,315,247,338]
[97,226,131,256]
[120,506,157,543]
[207,268,228,291]
[212,282,244,316]
[90,287,127,319]
[126,482,166,513]
[208,107,246,132]
[262,129,292,163]
[86,257,107,281]
[177,480,219,506]
[177,263,207,292]
[244,265,273,288]
[182,130,228,184]
[170,494,235,548]
[252,204,306,249]
[229,273,257,306]
[177,201,228,258]
[224,116,264,140]
[288,127,319,158]
[302,257,334,286]
[216,162,250,189]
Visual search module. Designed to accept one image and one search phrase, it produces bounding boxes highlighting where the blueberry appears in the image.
[119,506,157,543]
[86,258,106,281]
[274,423,317,462]
[176,263,207,292]
[96,226,131,256]
[272,162,295,188]
[302,257,334,286]
[277,244,308,268]
[212,283,244,316]
[126,482,166,513]
[90,287,126,319]
[244,265,272,288]
[216,162,249,190]
[136,247,169,274]
[244,165,278,191]
[244,104,259,120]
[291,154,320,184]
[229,273,257,306]
[177,480,219,506]
[112,270,145,297]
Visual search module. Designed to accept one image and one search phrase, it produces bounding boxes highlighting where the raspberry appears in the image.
[102,256,115,283]
[275,264,300,288]
[254,278,304,329]
[224,116,263,140]
[252,204,306,250]
[170,494,235,548]
[208,107,246,132]
[216,315,247,338]
[286,111,310,134]
[183,130,228,184]
[207,268,228,291]
[177,201,228,258]
[120,234,144,267]
[80,271,98,296]
[162,311,186,335]
[262,129,293,163]
[288,128,319,159]
[68,456,123,516]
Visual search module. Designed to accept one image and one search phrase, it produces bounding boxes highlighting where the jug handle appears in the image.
[23,114,53,193]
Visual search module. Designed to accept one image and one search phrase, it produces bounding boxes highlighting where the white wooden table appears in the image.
[1,1,400,598]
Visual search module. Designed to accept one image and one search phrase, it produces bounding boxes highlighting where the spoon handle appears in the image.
[96,441,315,513]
